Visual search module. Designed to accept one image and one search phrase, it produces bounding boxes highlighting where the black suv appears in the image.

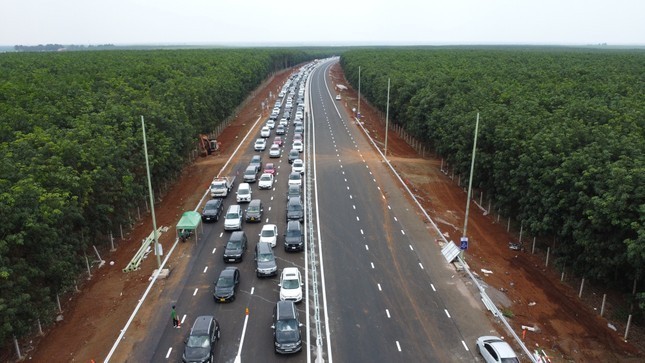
[245,199,263,222]
[182,315,220,363]
[223,231,247,263]
[286,197,304,222]
[272,301,303,354]
[201,199,224,222]
[213,267,239,303]
[284,221,304,252]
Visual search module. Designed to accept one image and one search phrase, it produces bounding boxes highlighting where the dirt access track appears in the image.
[18,62,642,363]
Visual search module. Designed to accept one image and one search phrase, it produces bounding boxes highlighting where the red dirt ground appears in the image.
[14,63,643,363]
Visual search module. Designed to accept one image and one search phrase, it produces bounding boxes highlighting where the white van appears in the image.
[236,183,252,203]
[224,205,242,231]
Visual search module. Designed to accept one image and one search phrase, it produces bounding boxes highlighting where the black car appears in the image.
[255,242,278,277]
[223,231,247,263]
[249,155,262,171]
[288,149,299,164]
[286,197,304,222]
[183,316,220,363]
[201,199,224,222]
[286,184,301,201]
[245,199,263,222]
[272,301,303,354]
[213,267,240,303]
[284,220,304,252]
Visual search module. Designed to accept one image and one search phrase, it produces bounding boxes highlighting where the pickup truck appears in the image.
[210,176,235,198]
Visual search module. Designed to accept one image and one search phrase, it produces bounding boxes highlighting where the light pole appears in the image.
[461,113,480,259]
[357,66,361,119]
[141,116,162,268]
[384,78,390,158]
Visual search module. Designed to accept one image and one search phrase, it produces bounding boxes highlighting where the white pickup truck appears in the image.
[210,176,235,198]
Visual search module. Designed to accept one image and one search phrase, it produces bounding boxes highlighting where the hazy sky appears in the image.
[2,0,644,46]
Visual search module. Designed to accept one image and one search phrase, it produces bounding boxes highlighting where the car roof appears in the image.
[276,300,296,320]
[479,336,517,358]
[191,316,213,335]
[282,267,299,277]
[221,266,238,277]
[262,223,277,230]
[257,241,272,252]
[288,197,301,204]
[206,199,222,206]
[287,220,301,229]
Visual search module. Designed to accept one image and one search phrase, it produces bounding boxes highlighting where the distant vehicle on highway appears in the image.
[255,242,277,277]
[279,267,303,303]
[263,163,276,175]
[259,224,278,247]
[223,231,247,263]
[258,173,274,189]
[284,220,304,252]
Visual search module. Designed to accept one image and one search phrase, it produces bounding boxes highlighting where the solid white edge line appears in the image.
[234,312,250,363]
[165,347,172,359]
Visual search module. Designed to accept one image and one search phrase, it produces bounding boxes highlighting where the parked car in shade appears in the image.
[213,267,239,303]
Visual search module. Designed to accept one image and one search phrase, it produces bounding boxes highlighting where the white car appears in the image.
[254,138,267,151]
[292,159,304,174]
[259,224,278,248]
[287,172,302,188]
[258,173,274,189]
[279,267,303,303]
[266,120,275,129]
[335,94,341,100]
[475,336,519,363]
[269,144,281,158]
[279,118,288,127]
[292,140,303,153]
[236,183,252,203]
[260,126,271,138]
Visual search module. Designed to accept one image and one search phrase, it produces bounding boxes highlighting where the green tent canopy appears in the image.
[176,211,202,242]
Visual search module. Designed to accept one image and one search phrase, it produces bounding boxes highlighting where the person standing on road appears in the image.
[171,305,180,328]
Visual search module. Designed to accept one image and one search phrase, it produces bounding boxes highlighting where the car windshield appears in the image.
[217,275,233,287]
[239,188,249,194]
[282,278,300,289]
[275,319,299,342]
[289,174,299,180]
[227,241,241,249]
[226,212,239,219]
[261,229,275,237]
[289,203,302,211]
[286,229,300,237]
[186,334,210,348]
[258,252,273,262]
[205,204,217,211]
[261,176,271,181]
[247,206,259,212]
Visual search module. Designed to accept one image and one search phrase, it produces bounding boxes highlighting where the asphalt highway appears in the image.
[116,59,496,363]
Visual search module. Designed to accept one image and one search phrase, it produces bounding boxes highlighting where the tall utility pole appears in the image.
[384,78,390,158]
[461,113,480,259]
[357,66,361,118]
[141,116,161,268]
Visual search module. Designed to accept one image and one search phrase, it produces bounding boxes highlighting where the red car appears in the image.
[263,163,276,175]
[273,136,283,147]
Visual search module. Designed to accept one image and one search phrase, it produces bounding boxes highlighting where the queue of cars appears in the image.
[192,66,311,357]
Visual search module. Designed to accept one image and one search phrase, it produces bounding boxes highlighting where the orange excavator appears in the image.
[199,134,220,156]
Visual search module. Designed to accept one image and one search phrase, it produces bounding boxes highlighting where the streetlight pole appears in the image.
[461,113,480,259]
[384,78,390,158]
[357,66,361,119]
[141,116,162,268]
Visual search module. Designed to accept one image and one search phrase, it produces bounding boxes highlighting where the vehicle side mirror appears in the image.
[299,323,304,327]
[278,283,281,287]
[271,325,275,330]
